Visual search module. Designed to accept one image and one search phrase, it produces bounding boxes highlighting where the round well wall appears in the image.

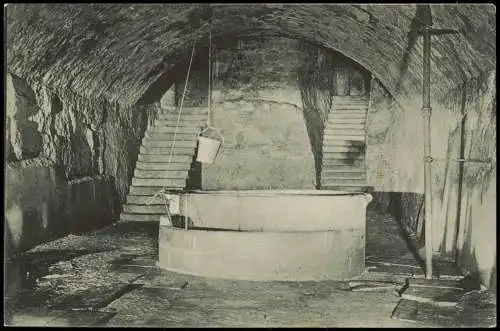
[158,190,372,281]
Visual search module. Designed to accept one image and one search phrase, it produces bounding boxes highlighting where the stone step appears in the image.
[123,204,168,214]
[126,195,171,205]
[322,167,366,174]
[326,123,365,130]
[135,161,192,171]
[149,126,201,134]
[330,109,367,116]
[120,213,162,222]
[334,96,368,101]
[128,186,185,196]
[324,134,366,141]
[154,119,205,127]
[333,99,369,105]
[137,154,193,163]
[322,140,366,148]
[323,145,364,153]
[142,139,198,148]
[321,166,366,173]
[158,113,206,121]
[144,131,198,141]
[327,118,366,124]
[321,178,367,185]
[332,103,367,108]
[134,169,189,179]
[132,178,187,187]
[322,158,365,167]
[328,115,366,122]
[159,106,208,114]
[320,185,369,193]
[140,145,195,155]
[323,152,365,161]
[321,174,366,181]
[333,105,368,111]
[324,129,365,136]
[334,99,368,104]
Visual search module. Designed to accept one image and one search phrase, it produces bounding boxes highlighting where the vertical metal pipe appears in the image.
[453,83,467,262]
[422,27,433,279]
[422,31,431,109]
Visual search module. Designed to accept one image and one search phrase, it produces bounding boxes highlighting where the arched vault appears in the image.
[6,4,496,108]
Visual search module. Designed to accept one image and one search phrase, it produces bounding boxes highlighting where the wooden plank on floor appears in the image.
[349,283,402,293]
[366,262,425,276]
[391,299,461,326]
[415,302,461,327]
[408,278,464,290]
[52,283,143,310]
[400,286,465,307]
[110,264,158,277]
[138,280,346,310]
[366,256,422,267]
[391,299,419,322]
[346,271,408,284]
[348,280,405,287]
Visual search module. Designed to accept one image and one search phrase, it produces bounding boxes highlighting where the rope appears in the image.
[207,29,212,128]
[167,42,197,177]
[146,41,197,211]
[198,20,224,144]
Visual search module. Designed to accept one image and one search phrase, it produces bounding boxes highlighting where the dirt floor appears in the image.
[4,205,496,327]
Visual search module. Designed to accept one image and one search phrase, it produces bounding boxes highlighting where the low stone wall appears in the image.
[4,158,120,257]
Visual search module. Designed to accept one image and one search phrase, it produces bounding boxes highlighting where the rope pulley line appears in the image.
[146,41,197,211]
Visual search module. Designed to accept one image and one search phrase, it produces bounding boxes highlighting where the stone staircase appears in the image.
[320,96,369,192]
[120,107,206,222]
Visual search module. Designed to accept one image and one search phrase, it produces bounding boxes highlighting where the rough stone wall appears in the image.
[4,158,119,257]
[5,72,151,254]
[440,72,496,288]
[102,102,149,202]
[366,70,496,288]
[6,74,43,161]
[6,72,151,203]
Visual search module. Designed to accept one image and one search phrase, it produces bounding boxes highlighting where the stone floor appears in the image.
[4,206,495,327]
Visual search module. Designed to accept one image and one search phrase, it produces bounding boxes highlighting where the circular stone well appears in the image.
[159,190,373,281]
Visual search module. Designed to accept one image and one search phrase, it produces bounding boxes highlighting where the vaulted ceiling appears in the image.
[6,4,496,107]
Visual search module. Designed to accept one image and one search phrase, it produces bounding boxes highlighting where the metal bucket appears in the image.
[196,127,223,164]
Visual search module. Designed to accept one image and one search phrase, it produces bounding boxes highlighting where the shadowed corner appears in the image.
[344,140,366,166]
[394,5,433,93]
[170,215,195,229]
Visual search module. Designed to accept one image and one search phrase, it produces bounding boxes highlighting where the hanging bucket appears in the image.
[196,127,224,164]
